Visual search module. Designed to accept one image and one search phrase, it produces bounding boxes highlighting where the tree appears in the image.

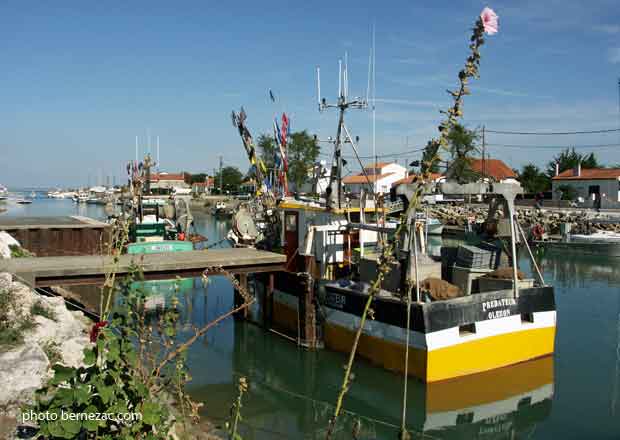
[213,166,243,193]
[557,184,578,201]
[257,134,277,171]
[288,131,320,191]
[420,140,441,173]
[545,148,600,178]
[184,173,210,185]
[518,163,550,193]
[445,123,480,182]
[257,130,320,192]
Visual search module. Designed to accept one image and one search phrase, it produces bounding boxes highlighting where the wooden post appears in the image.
[262,273,274,328]
[234,273,249,320]
[299,274,317,349]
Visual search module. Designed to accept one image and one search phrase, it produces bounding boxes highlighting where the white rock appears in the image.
[0,232,20,259]
[0,344,50,407]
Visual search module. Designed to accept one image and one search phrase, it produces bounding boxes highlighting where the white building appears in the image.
[148,172,190,195]
[551,165,620,208]
[343,162,408,195]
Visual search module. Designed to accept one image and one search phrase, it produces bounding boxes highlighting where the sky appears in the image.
[1,0,620,188]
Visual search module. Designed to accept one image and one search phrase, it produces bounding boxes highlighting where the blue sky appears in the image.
[1,0,619,187]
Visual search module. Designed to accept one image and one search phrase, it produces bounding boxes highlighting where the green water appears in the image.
[6,203,620,438]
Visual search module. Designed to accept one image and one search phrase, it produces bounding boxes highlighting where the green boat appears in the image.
[126,240,193,254]
[126,216,195,309]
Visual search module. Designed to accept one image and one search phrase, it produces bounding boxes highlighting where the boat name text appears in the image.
[482,298,517,320]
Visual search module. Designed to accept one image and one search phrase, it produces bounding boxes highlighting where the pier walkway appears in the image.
[0,248,286,287]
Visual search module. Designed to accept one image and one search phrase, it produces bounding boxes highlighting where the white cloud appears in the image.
[609,48,620,64]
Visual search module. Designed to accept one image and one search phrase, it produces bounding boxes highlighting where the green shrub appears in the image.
[31,300,58,322]
[0,286,37,350]
[42,340,63,365]
[9,244,34,258]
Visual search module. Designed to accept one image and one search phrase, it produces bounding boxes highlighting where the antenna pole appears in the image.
[157,136,160,171]
[344,52,349,100]
[317,66,322,110]
[320,48,369,210]
[338,60,342,98]
[482,125,486,179]
[372,25,376,168]
[135,136,138,163]
[219,155,223,194]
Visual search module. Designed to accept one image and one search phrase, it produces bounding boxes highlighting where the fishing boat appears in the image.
[228,49,555,382]
[214,200,228,216]
[0,185,8,201]
[16,198,33,204]
[535,222,620,257]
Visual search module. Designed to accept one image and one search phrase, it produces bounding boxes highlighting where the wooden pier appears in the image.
[0,248,286,287]
[0,216,111,256]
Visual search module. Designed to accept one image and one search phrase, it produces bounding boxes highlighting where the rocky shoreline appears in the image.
[428,205,620,235]
[0,273,92,439]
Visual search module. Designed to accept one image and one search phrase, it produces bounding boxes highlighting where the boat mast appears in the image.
[318,54,368,210]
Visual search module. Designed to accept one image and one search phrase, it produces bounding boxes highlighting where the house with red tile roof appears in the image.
[343,162,407,194]
[191,177,215,195]
[392,172,444,187]
[469,158,517,182]
[551,164,620,206]
[146,172,190,195]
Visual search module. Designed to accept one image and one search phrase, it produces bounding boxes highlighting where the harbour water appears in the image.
[2,199,620,438]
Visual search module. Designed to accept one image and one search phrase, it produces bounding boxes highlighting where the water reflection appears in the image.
[185,321,553,439]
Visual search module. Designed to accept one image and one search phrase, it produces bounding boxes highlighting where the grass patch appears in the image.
[9,244,34,258]
[31,300,58,322]
[41,340,63,365]
[0,286,37,351]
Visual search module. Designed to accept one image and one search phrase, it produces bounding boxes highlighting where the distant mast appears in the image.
[317,52,370,210]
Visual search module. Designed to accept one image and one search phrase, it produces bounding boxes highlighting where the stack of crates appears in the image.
[455,243,501,269]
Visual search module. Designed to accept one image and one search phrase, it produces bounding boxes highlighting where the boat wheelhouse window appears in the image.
[459,323,476,335]
[285,212,297,232]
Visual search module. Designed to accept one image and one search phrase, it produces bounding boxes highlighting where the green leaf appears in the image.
[74,385,90,405]
[48,420,65,437]
[50,365,76,385]
[59,417,81,438]
[55,388,75,406]
[82,405,99,431]
[83,347,96,365]
[141,401,162,426]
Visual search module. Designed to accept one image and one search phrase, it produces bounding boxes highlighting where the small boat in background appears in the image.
[214,200,229,217]
[0,185,8,201]
[16,198,33,204]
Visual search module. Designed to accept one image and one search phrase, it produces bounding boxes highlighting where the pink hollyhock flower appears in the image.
[480,7,499,35]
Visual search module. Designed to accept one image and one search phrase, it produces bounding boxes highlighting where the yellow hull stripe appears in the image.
[324,322,555,383]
